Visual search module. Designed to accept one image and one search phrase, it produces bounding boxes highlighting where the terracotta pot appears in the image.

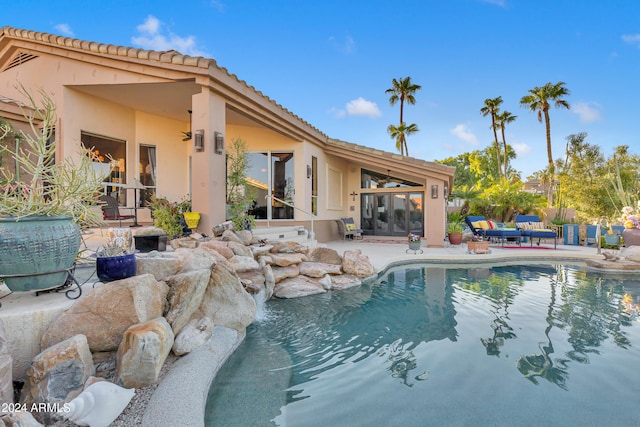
[448,232,463,245]
[622,228,640,247]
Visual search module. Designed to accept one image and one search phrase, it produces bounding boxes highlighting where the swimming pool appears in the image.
[205,262,640,426]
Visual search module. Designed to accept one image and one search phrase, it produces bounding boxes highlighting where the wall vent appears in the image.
[3,52,39,72]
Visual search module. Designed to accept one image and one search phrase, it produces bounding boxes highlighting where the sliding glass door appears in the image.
[361,192,423,236]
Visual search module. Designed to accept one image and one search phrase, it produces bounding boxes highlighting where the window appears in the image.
[239,151,295,220]
[360,168,421,189]
[311,156,317,215]
[82,131,127,204]
[139,145,157,206]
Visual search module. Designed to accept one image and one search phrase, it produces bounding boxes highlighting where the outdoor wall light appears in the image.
[306,165,312,179]
[214,132,224,154]
[443,184,449,200]
[431,184,438,199]
[194,129,204,152]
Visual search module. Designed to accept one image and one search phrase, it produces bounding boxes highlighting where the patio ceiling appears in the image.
[70,80,262,127]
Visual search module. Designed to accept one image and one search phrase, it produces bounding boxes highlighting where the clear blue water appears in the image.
[205,263,640,426]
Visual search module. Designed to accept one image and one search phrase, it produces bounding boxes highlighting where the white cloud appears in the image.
[622,33,640,47]
[572,101,602,123]
[450,123,478,146]
[54,24,74,37]
[131,15,209,57]
[511,142,531,156]
[331,98,381,118]
[481,0,506,7]
[345,97,381,117]
[329,35,356,54]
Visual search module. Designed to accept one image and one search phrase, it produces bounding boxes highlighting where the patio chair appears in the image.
[99,195,135,227]
[515,215,557,249]
[336,217,363,240]
[466,215,522,247]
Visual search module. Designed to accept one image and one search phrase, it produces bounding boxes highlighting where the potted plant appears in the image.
[467,234,490,254]
[226,138,256,230]
[149,195,192,239]
[446,211,464,246]
[406,233,423,254]
[95,242,136,282]
[0,88,108,292]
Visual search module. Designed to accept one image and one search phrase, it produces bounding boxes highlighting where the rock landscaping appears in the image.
[0,222,375,425]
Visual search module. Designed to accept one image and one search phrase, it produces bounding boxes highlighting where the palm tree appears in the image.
[388,122,419,156]
[480,97,503,178]
[386,77,422,156]
[495,110,517,177]
[520,82,570,187]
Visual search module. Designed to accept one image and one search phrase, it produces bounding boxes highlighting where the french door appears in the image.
[361,192,424,236]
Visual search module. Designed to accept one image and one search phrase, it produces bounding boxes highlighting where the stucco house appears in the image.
[0,26,454,245]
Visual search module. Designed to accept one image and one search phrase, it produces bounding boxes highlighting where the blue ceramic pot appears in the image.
[96,253,137,282]
[0,215,81,292]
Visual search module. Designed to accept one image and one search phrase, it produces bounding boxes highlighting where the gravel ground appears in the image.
[49,354,179,427]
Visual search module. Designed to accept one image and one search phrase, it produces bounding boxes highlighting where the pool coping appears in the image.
[142,251,603,426]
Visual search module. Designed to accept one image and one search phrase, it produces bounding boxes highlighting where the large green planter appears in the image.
[0,215,81,292]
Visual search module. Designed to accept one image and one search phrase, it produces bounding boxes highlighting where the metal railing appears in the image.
[267,196,316,239]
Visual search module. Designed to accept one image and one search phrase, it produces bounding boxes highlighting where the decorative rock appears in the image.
[235,230,253,246]
[115,317,174,389]
[270,241,308,254]
[271,265,300,283]
[164,269,211,335]
[136,252,184,281]
[237,270,266,294]
[41,274,168,352]
[170,237,198,249]
[21,335,95,425]
[1,410,43,426]
[342,249,375,277]
[331,274,363,290]
[200,240,235,259]
[176,247,220,272]
[0,319,12,406]
[63,380,135,427]
[299,261,342,278]
[192,262,257,332]
[263,253,308,267]
[225,241,253,257]
[318,274,332,290]
[250,244,274,257]
[273,275,327,298]
[621,245,640,263]
[262,264,276,300]
[172,317,214,356]
[220,229,243,244]
[230,255,261,273]
[307,247,342,265]
[586,259,640,271]
[0,354,13,406]
[212,220,235,237]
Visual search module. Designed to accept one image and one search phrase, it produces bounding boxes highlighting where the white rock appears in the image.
[64,381,135,427]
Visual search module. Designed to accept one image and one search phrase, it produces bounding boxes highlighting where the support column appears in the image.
[190,88,226,234]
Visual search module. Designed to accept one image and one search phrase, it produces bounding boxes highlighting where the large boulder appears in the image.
[262,264,276,300]
[41,274,168,352]
[299,261,342,278]
[307,247,342,265]
[220,229,243,244]
[21,335,94,425]
[270,241,308,254]
[172,317,214,356]
[621,245,640,263]
[271,265,300,283]
[261,253,308,267]
[237,270,266,294]
[235,230,253,246]
[273,275,327,299]
[341,250,375,278]
[331,274,363,290]
[192,262,256,332]
[230,255,261,273]
[136,252,184,281]
[115,317,174,389]
[164,269,211,335]
[200,240,235,259]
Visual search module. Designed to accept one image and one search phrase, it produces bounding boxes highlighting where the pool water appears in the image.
[205,263,640,426]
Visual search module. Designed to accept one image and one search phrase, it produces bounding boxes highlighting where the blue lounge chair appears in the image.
[515,215,557,249]
[465,216,522,247]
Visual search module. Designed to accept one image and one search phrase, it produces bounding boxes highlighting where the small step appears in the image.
[252,226,316,247]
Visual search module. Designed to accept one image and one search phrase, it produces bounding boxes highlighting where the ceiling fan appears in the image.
[378,169,393,186]
[181,109,192,141]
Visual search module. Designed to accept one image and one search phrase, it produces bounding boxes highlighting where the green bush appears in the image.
[150,195,191,239]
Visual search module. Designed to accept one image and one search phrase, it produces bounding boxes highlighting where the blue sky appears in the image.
[4,0,640,177]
